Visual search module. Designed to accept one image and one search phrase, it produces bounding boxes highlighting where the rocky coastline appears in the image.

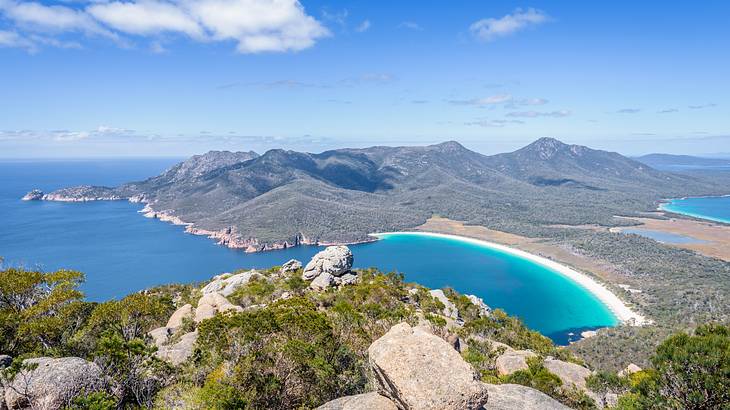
[23,188,377,253]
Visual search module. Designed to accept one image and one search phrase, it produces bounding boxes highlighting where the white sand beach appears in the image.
[370,231,648,326]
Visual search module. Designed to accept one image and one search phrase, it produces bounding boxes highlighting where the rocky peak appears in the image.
[521,137,572,160]
[430,140,469,153]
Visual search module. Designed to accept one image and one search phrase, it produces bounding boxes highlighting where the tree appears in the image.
[0,267,87,356]
[631,323,730,409]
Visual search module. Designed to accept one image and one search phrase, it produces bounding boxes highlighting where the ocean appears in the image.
[0,159,617,344]
[660,196,730,224]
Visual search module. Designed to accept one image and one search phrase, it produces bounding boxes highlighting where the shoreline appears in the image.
[369,231,649,326]
[658,199,730,225]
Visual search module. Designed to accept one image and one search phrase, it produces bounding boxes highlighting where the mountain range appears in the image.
[39,138,726,251]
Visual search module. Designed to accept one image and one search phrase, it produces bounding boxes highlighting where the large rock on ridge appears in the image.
[4,357,104,410]
[368,323,489,410]
[316,392,397,410]
[302,246,353,280]
[484,383,570,409]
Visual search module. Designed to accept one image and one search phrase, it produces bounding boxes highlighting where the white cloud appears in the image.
[355,19,370,33]
[449,93,512,106]
[688,103,717,109]
[470,8,549,42]
[0,0,116,38]
[87,1,203,37]
[398,21,422,31]
[0,0,328,53]
[0,29,36,52]
[465,119,524,127]
[506,110,571,118]
[188,0,329,53]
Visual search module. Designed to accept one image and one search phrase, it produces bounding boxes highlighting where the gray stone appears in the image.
[201,270,264,296]
[543,358,593,393]
[280,259,302,273]
[4,357,104,410]
[316,392,397,410]
[618,363,642,377]
[309,272,335,290]
[368,322,489,410]
[166,304,193,329]
[302,246,353,280]
[484,383,570,409]
[429,289,459,319]
[495,350,537,376]
[466,294,491,317]
[195,292,243,322]
[156,331,198,366]
[149,326,172,347]
[21,189,44,201]
[333,272,358,286]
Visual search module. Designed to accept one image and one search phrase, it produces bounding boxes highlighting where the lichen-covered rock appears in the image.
[466,294,491,317]
[618,363,642,377]
[495,350,537,376]
[429,289,459,319]
[195,292,243,322]
[309,272,335,290]
[201,270,264,296]
[280,259,302,273]
[156,331,198,366]
[543,358,593,393]
[149,326,172,347]
[316,392,397,410]
[484,383,570,409]
[166,304,193,329]
[333,272,358,286]
[4,357,104,410]
[302,246,353,280]
[368,323,489,410]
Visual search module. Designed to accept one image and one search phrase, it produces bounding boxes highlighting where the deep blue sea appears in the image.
[0,159,617,344]
[660,196,730,224]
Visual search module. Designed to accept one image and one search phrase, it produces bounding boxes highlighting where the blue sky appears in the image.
[1,0,728,157]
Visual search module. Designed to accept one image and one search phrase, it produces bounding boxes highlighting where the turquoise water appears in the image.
[0,159,618,344]
[622,228,706,244]
[660,196,730,224]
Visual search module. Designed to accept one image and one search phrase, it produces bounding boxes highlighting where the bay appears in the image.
[0,159,618,344]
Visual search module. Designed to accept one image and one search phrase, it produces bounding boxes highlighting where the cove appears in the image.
[660,196,730,224]
[1,159,622,344]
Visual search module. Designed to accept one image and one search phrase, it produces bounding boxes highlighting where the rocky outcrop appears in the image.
[200,270,264,296]
[155,331,198,366]
[484,384,569,409]
[543,358,593,395]
[618,363,642,377]
[40,185,123,202]
[280,259,302,273]
[302,246,358,290]
[166,304,193,329]
[429,289,459,320]
[495,350,537,376]
[309,272,335,290]
[195,292,243,322]
[368,323,489,410]
[21,190,43,201]
[466,294,491,317]
[302,246,354,280]
[4,357,104,410]
[316,392,397,410]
